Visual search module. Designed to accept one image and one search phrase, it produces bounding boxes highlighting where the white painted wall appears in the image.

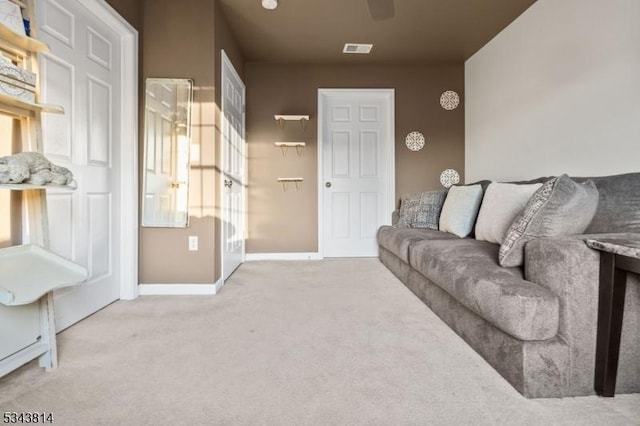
[465,0,640,182]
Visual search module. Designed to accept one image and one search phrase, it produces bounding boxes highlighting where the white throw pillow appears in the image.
[474,182,542,244]
[439,184,484,238]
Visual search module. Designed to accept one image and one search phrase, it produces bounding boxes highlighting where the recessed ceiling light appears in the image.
[343,43,373,54]
[262,0,278,10]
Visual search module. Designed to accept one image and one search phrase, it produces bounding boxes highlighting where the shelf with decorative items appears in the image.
[0,21,49,56]
[274,141,305,157]
[0,181,77,191]
[0,91,63,117]
[277,177,304,191]
[0,0,78,380]
[0,152,76,190]
[274,114,309,130]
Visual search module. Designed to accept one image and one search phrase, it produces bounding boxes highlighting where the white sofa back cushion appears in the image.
[439,184,484,238]
[475,182,542,244]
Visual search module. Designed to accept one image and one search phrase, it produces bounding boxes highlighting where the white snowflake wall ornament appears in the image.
[405,131,425,151]
[440,169,460,188]
[440,91,460,110]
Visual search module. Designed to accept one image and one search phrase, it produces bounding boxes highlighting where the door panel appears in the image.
[38,0,121,330]
[321,90,394,257]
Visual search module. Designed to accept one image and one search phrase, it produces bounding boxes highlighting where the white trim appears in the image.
[79,0,139,300]
[139,281,222,296]
[214,278,225,293]
[317,89,395,258]
[245,252,323,261]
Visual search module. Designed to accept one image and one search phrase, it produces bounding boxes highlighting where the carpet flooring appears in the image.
[0,259,639,425]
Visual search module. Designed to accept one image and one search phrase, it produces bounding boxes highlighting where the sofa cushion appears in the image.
[499,175,599,267]
[583,173,640,234]
[409,238,559,341]
[475,182,542,244]
[377,226,459,263]
[439,184,484,238]
[396,190,447,229]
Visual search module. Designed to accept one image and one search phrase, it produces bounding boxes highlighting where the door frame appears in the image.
[317,88,395,258]
[77,0,138,300]
[220,49,246,282]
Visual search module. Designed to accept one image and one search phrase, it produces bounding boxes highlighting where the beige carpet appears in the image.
[1,259,639,425]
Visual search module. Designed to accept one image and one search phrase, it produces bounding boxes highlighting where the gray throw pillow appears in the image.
[396,190,447,229]
[439,184,484,238]
[499,174,599,267]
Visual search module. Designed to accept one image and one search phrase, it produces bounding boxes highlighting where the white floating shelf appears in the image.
[0,92,64,117]
[0,244,88,306]
[0,180,77,191]
[275,142,305,156]
[277,177,304,191]
[274,115,310,130]
[274,115,309,121]
[0,22,50,55]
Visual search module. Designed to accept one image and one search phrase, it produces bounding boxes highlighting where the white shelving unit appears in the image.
[0,245,87,306]
[274,114,309,130]
[0,1,85,379]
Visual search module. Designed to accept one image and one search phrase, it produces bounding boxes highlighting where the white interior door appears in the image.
[221,51,246,281]
[38,0,123,330]
[319,89,395,257]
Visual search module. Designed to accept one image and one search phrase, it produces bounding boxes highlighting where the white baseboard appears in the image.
[245,252,323,261]
[139,280,223,296]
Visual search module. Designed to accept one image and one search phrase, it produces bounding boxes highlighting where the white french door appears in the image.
[221,51,246,281]
[319,89,395,257]
[37,0,129,330]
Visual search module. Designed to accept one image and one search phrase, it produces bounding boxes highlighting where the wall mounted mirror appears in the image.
[141,78,193,227]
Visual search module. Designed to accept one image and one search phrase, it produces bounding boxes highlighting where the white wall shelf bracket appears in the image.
[277,177,304,191]
[275,142,305,156]
[274,115,309,131]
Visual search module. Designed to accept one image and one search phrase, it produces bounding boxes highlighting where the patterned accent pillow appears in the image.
[396,190,447,229]
[499,175,599,267]
[411,190,448,229]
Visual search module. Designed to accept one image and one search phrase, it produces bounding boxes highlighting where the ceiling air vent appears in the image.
[343,43,373,54]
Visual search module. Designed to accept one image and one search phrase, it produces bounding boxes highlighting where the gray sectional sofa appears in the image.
[377,173,640,398]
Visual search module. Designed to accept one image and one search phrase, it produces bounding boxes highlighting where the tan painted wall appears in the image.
[139,0,244,284]
[245,63,464,254]
[105,0,141,30]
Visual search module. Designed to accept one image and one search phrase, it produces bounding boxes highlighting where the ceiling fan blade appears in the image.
[367,0,395,21]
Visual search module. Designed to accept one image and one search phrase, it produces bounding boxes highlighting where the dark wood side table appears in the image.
[586,237,640,397]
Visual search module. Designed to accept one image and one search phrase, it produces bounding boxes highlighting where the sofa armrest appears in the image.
[525,236,599,337]
[524,234,640,394]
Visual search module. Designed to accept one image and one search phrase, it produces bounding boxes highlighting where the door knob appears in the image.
[224,179,233,188]
[325,182,332,188]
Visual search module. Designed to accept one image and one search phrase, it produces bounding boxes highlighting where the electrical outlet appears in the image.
[188,236,198,251]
